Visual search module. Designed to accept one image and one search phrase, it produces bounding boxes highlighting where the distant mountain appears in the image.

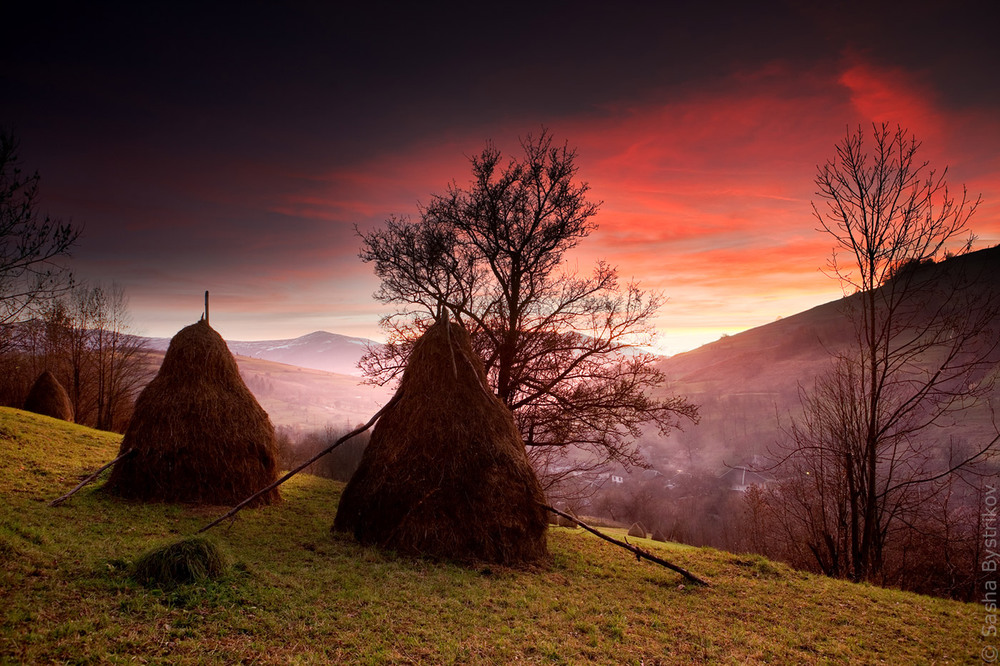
[146,330,377,376]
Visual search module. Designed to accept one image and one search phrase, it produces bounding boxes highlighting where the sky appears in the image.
[3,1,998,354]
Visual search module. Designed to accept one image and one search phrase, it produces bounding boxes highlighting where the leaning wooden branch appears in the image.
[543,504,709,586]
[196,388,404,534]
[49,448,137,507]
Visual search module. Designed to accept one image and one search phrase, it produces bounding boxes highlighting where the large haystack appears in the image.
[333,320,549,565]
[23,370,74,422]
[104,320,279,506]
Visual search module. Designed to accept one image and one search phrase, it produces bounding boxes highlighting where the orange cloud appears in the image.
[218,57,998,353]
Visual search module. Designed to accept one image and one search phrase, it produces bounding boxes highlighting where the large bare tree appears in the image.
[0,130,79,335]
[769,123,999,586]
[359,131,697,486]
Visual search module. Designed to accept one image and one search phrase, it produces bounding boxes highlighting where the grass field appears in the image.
[0,406,987,664]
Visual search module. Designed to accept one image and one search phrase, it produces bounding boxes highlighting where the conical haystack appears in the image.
[104,320,279,506]
[23,370,74,422]
[334,321,549,565]
[627,522,648,539]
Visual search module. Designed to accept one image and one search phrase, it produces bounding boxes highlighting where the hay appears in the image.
[627,522,648,539]
[23,370,74,422]
[104,320,279,506]
[556,514,578,529]
[651,529,667,543]
[130,536,228,588]
[333,321,549,566]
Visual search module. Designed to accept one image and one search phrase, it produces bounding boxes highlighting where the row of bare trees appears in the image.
[2,282,149,431]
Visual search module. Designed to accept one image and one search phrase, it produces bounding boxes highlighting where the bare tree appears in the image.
[769,123,1000,585]
[39,282,148,431]
[89,283,148,431]
[0,129,79,337]
[359,130,697,486]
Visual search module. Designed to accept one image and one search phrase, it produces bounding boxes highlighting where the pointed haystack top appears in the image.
[104,320,279,506]
[23,370,74,422]
[334,320,549,565]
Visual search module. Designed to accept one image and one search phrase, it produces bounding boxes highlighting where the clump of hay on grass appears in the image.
[130,536,228,588]
[104,320,279,506]
[23,370,74,422]
[651,529,667,543]
[333,320,549,566]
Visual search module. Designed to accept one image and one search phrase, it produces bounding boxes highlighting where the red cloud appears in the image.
[131,57,997,349]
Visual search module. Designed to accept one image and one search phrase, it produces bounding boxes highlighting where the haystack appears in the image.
[627,522,648,539]
[333,320,549,565]
[104,320,279,506]
[23,370,74,422]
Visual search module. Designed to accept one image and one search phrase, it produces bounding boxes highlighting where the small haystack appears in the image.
[23,370,74,422]
[556,514,578,529]
[333,320,549,565]
[104,320,279,506]
[627,522,648,539]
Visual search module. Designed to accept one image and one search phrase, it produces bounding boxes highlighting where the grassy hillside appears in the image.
[0,407,986,663]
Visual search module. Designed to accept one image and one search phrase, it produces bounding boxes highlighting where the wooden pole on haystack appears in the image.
[196,387,404,534]
[204,291,210,325]
[543,504,709,586]
[49,449,137,506]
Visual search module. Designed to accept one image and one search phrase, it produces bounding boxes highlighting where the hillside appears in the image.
[136,348,394,432]
[654,245,1000,468]
[232,354,392,431]
[0,407,986,663]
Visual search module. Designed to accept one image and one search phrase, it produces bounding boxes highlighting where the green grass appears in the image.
[0,406,987,663]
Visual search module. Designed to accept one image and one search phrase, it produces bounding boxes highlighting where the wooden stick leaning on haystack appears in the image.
[49,449,137,507]
[196,388,404,534]
[543,504,710,586]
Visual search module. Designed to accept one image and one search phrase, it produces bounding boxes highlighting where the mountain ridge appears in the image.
[652,244,1000,468]
[145,329,377,376]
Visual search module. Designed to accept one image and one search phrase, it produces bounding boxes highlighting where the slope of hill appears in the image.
[654,245,1000,468]
[0,408,985,663]
[146,330,375,376]
[136,347,393,432]
[233,354,393,431]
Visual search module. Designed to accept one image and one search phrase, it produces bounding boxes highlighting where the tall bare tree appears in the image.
[359,130,697,486]
[770,123,1000,585]
[0,129,79,337]
[89,283,147,431]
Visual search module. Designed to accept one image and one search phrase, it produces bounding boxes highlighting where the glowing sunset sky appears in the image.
[3,2,998,354]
